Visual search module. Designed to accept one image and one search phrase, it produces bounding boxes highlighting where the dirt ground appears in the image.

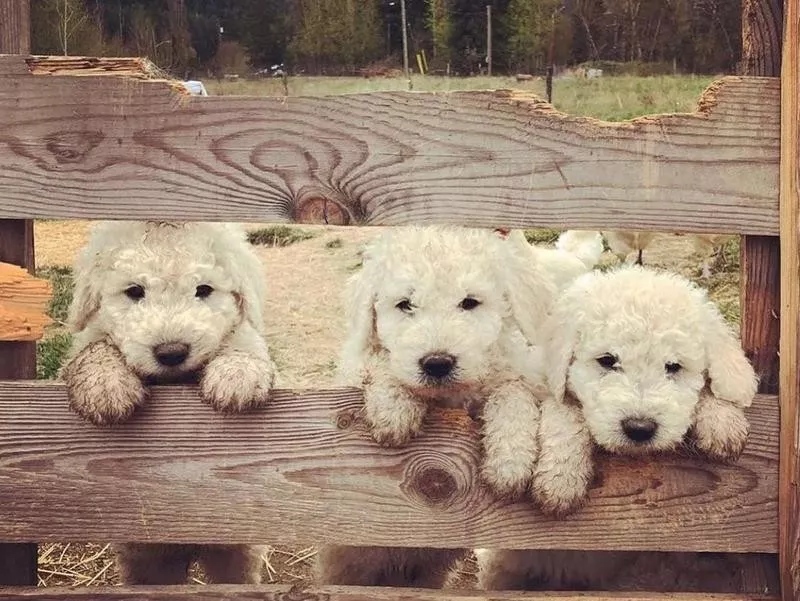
[30,221,737,587]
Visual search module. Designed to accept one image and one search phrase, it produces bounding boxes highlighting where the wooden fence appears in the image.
[0,0,798,599]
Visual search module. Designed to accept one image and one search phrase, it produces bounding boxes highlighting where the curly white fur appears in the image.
[60,221,275,584]
[317,226,558,587]
[531,265,756,514]
[479,266,758,591]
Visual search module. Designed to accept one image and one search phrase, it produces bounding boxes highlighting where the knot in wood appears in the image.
[293,186,360,225]
[410,466,458,506]
[335,408,358,430]
[45,131,104,163]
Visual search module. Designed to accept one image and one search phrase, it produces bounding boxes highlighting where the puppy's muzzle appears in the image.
[153,342,190,367]
[621,417,658,443]
[419,353,456,380]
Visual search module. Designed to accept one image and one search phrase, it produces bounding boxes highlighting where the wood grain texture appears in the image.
[740,238,780,394]
[741,0,783,77]
[0,585,781,601]
[739,0,782,398]
[778,1,800,599]
[0,0,30,55]
[0,224,38,585]
[0,262,51,341]
[0,56,781,233]
[0,382,779,553]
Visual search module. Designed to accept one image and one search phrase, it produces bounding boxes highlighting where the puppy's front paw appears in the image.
[481,456,534,499]
[531,471,588,517]
[62,342,148,426]
[363,389,426,447]
[691,401,749,462]
[200,353,275,413]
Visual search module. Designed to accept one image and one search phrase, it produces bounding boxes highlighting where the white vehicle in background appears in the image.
[180,80,208,96]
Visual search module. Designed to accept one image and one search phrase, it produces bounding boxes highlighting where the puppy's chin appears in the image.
[405,380,476,407]
[143,369,201,385]
[597,436,678,457]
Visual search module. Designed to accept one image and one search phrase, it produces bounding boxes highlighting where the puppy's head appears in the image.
[544,266,756,454]
[68,221,265,379]
[339,226,556,389]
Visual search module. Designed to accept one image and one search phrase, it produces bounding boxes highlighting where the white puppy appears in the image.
[61,221,275,584]
[317,226,557,587]
[531,266,756,514]
[478,266,757,590]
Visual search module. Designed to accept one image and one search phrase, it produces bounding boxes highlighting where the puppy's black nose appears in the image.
[420,353,456,379]
[154,342,190,367]
[621,417,658,442]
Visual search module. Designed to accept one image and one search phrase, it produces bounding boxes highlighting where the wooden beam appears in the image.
[779,0,800,599]
[0,585,781,601]
[0,2,36,584]
[740,0,783,395]
[0,382,779,552]
[0,1,30,56]
[0,56,781,233]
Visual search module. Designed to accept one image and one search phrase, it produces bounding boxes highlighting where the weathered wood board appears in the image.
[0,382,778,552]
[0,584,781,601]
[0,56,781,233]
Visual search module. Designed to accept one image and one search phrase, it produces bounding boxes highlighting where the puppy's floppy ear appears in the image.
[497,230,557,347]
[213,224,267,333]
[338,245,380,379]
[541,293,581,402]
[67,246,103,333]
[702,296,758,408]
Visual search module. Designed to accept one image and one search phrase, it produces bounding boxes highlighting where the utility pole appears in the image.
[486,5,492,76]
[400,0,409,78]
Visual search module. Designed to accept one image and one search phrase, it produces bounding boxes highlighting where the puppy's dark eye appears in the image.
[665,362,682,374]
[195,285,214,299]
[595,353,619,370]
[459,297,481,310]
[124,285,145,301]
[396,299,413,313]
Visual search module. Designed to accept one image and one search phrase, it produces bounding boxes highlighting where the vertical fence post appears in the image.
[741,0,783,396]
[0,0,38,586]
[780,2,800,598]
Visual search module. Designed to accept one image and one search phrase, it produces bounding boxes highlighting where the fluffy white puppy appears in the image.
[478,267,757,591]
[61,221,275,584]
[531,266,756,515]
[317,226,557,587]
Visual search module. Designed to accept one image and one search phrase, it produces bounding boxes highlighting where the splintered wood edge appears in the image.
[8,56,770,129]
[0,262,52,341]
[0,584,781,601]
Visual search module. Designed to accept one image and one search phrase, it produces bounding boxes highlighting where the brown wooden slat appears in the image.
[778,0,800,599]
[0,585,782,601]
[0,383,779,553]
[0,55,781,233]
[0,2,30,56]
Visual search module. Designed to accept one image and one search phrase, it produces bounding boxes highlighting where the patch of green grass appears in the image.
[207,74,716,122]
[524,229,560,245]
[35,266,75,379]
[325,237,344,249]
[247,225,315,247]
[37,331,72,380]
[36,266,74,323]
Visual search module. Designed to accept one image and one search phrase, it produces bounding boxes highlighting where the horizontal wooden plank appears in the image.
[0,585,780,601]
[0,382,778,552]
[0,55,781,233]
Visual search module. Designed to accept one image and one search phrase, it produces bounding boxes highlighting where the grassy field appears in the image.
[32,73,738,587]
[206,74,717,121]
